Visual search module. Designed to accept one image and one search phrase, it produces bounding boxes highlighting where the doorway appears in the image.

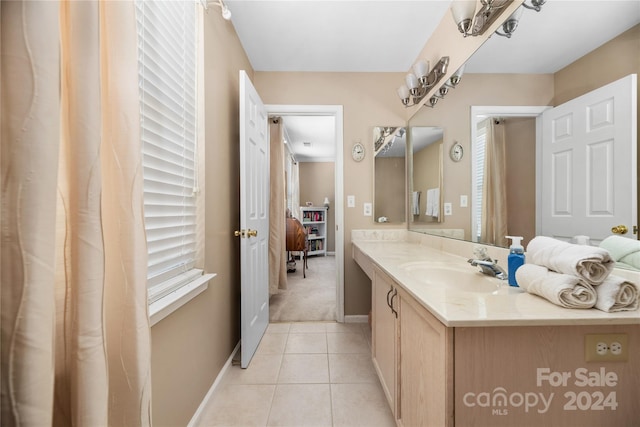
[266,104,345,323]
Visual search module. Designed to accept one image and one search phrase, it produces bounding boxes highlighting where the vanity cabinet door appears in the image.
[372,266,398,416]
[397,289,454,427]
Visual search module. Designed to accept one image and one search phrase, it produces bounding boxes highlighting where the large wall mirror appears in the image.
[373,126,406,223]
[406,6,639,270]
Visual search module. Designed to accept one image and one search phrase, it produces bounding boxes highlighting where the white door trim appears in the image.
[265,104,345,322]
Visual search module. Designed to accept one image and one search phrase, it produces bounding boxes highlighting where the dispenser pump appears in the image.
[506,236,524,253]
[505,236,525,287]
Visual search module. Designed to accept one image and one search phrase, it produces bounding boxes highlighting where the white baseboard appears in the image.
[187,341,241,427]
[344,315,368,323]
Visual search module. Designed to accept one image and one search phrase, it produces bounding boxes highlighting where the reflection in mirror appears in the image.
[409,127,444,226]
[470,109,546,248]
[406,18,639,270]
[373,127,406,223]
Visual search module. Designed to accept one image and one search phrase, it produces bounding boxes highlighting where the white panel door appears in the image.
[540,74,637,244]
[239,70,269,368]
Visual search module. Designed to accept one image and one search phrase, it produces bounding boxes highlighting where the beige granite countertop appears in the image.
[352,231,640,327]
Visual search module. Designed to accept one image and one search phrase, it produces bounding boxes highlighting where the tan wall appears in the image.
[299,162,336,252]
[374,156,406,223]
[554,24,640,106]
[413,140,442,223]
[150,11,253,426]
[554,24,640,235]
[408,73,555,238]
[254,72,407,315]
[504,117,536,245]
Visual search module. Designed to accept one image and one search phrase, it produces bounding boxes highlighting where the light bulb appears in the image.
[397,85,409,99]
[222,5,232,20]
[412,60,429,79]
[397,85,410,105]
[405,73,419,90]
[450,0,476,35]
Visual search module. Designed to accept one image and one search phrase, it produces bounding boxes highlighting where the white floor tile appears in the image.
[331,383,396,427]
[328,354,378,383]
[327,332,369,354]
[278,354,329,384]
[267,384,332,427]
[198,384,275,426]
[223,354,283,385]
[285,333,327,354]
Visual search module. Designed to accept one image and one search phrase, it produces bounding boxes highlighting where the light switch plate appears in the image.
[444,203,452,216]
[364,202,372,216]
[460,195,468,207]
[347,195,355,208]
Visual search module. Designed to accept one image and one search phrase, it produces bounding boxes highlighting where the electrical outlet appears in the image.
[363,202,372,216]
[585,334,628,362]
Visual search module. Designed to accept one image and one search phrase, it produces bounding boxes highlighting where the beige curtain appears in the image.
[1,2,151,426]
[269,118,287,294]
[480,118,508,247]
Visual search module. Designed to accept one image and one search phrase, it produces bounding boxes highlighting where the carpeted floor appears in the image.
[269,254,336,322]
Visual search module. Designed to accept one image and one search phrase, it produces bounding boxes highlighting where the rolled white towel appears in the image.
[599,235,640,270]
[516,264,597,309]
[594,275,640,312]
[526,236,614,286]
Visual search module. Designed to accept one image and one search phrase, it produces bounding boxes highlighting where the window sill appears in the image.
[150,273,216,326]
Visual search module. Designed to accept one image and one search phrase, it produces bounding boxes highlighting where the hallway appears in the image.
[270,255,336,322]
[196,322,395,426]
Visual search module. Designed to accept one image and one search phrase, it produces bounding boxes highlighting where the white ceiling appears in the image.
[225,0,640,160]
[281,115,336,162]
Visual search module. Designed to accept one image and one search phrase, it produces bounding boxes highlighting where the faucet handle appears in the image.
[473,246,489,260]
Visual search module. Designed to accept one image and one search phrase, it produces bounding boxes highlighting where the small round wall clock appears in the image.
[450,142,463,162]
[352,142,365,162]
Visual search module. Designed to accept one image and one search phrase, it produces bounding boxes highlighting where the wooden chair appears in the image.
[286,217,308,278]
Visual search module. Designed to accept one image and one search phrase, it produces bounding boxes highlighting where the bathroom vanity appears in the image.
[352,230,640,427]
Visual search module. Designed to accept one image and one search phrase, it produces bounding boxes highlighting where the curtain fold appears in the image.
[1,1,151,426]
[269,119,287,294]
[1,2,61,425]
[480,118,509,247]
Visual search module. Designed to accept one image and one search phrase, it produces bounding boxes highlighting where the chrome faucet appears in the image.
[468,247,508,280]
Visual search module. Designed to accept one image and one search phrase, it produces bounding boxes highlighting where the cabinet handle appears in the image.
[390,289,398,318]
[386,287,394,309]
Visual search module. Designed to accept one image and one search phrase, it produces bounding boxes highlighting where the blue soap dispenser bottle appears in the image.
[506,236,525,287]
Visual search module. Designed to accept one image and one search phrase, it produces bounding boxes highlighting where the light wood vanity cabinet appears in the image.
[397,289,454,427]
[372,266,398,414]
[358,241,640,426]
[372,266,454,426]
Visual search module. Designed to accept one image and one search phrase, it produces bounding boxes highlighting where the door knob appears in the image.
[247,229,258,237]
[234,230,245,237]
[611,225,628,234]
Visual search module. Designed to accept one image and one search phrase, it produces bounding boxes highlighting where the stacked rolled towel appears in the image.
[599,235,640,270]
[518,236,639,312]
[594,275,640,312]
[516,264,597,309]
[526,236,615,286]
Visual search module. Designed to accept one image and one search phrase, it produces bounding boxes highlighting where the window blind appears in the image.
[136,0,198,290]
[474,124,487,240]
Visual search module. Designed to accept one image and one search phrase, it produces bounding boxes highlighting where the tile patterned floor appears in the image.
[196,322,396,427]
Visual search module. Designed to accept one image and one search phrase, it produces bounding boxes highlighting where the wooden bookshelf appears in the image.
[299,207,327,256]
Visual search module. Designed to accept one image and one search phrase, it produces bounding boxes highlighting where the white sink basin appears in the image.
[400,264,503,293]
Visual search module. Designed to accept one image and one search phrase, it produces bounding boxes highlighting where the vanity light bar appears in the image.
[397,56,450,108]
